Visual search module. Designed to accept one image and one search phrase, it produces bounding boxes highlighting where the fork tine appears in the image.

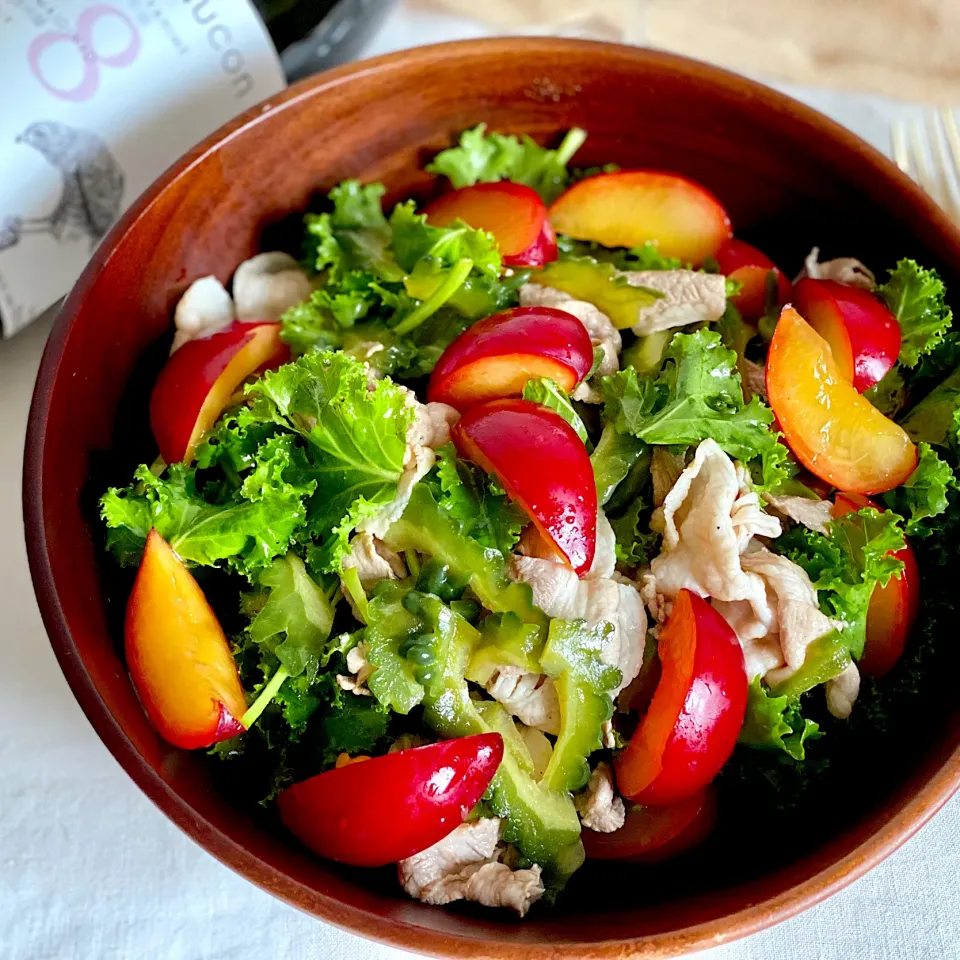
[909,119,939,198]
[937,113,960,224]
[892,121,910,174]
[893,112,960,224]
[924,112,958,220]
[942,108,960,167]
[941,109,960,208]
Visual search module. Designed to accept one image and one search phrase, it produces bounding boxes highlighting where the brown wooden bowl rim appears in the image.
[22,37,960,959]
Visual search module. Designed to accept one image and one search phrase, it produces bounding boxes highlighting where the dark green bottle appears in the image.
[252,0,396,81]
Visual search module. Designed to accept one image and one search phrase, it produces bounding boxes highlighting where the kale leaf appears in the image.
[602,328,791,491]
[426,124,586,203]
[776,507,906,660]
[244,552,337,680]
[878,258,954,368]
[430,444,526,555]
[246,351,414,571]
[881,442,955,537]
[100,452,309,575]
[738,677,821,761]
[522,377,590,446]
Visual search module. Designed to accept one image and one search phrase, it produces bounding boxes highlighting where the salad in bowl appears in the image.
[99,124,957,917]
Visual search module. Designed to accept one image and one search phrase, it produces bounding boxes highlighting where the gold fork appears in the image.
[892,108,960,224]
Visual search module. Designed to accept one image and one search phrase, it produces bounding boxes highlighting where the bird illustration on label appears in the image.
[0,121,125,253]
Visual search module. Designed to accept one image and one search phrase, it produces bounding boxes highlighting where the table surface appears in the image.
[5,7,959,960]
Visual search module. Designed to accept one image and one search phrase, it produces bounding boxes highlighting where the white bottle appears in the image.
[0,1,288,337]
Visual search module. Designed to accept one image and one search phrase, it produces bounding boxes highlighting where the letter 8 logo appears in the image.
[28,4,142,102]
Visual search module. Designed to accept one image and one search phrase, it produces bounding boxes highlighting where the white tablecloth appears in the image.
[4,6,959,959]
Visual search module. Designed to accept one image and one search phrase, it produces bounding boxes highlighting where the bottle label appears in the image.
[0,0,286,337]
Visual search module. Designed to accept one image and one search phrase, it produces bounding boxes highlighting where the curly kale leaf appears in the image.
[602,328,792,491]
[878,258,953,368]
[776,507,906,660]
[426,124,586,203]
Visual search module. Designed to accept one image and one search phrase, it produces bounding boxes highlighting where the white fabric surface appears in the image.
[3,6,960,959]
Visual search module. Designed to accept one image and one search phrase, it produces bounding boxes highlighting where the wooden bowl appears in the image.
[23,39,960,958]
